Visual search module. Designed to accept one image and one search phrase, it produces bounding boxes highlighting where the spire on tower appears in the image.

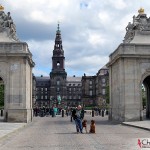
[57,22,60,31]
[53,23,64,56]
[57,21,61,33]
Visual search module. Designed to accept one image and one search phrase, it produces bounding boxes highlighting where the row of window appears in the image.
[36,95,49,99]
[57,81,81,87]
[67,95,81,99]
[68,84,81,86]
[67,87,81,91]
[85,89,106,96]
[36,87,81,91]
[36,79,107,90]
[36,95,81,100]
[36,90,106,100]
[36,88,49,91]
[36,87,82,92]
[36,90,105,97]
[88,80,106,84]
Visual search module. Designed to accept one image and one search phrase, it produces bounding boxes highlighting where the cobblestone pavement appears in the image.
[0,115,149,150]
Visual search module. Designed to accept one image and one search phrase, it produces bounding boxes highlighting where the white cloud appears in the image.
[33,68,49,76]
[88,33,107,46]
[108,0,127,10]
[2,0,150,76]
[29,11,52,24]
[98,11,110,24]
[27,40,52,71]
[66,55,109,76]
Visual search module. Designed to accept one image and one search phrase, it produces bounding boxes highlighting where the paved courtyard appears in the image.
[0,114,149,150]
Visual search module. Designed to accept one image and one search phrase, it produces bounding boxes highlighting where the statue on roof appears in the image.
[126,22,134,31]
[124,8,150,43]
[0,5,19,42]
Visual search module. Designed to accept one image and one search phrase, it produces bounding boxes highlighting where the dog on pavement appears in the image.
[89,120,95,133]
[82,119,87,133]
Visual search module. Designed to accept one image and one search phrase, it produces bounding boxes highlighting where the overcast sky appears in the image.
[2,0,150,77]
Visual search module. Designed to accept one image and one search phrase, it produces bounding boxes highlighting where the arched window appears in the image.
[57,61,60,68]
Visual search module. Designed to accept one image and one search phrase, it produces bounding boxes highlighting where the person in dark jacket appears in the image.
[72,105,84,133]
[72,108,77,120]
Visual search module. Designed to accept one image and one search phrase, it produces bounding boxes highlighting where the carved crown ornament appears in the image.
[0,5,4,11]
[138,8,144,14]
[123,7,150,43]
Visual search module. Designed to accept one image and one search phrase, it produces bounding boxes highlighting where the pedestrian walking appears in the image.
[53,106,58,117]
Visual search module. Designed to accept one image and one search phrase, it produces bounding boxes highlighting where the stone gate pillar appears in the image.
[0,5,35,122]
[107,8,150,122]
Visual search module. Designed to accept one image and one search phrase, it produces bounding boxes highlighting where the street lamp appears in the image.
[50,96,54,108]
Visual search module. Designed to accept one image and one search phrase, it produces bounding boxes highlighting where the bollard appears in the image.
[5,112,8,122]
[102,110,104,117]
[1,109,3,116]
[41,110,44,117]
[52,111,54,117]
[62,109,64,117]
[106,110,108,115]
[70,116,72,122]
[99,109,101,116]
[92,110,94,117]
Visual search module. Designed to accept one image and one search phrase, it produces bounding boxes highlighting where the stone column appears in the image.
[0,43,35,122]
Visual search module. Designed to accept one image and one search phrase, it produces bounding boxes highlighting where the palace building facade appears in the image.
[35,24,82,108]
[34,24,109,108]
[81,66,109,108]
